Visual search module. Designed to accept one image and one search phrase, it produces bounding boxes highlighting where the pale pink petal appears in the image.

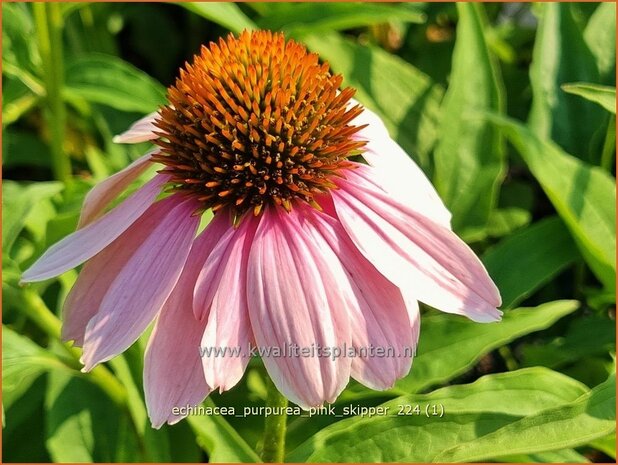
[308,208,420,390]
[143,212,230,428]
[80,194,200,371]
[247,207,353,409]
[21,174,169,283]
[351,103,452,228]
[332,169,502,323]
[77,151,156,228]
[62,213,155,346]
[200,215,260,393]
[112,112,159,144]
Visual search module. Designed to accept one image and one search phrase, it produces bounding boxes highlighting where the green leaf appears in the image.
[483,216,580,309]
[528,3,605,160]
[490,115,616,291]
[256,3,424,34]
[301,32,443,171]
[433,3,505,234]
[590,434,616,460]
[584,3,616,85]
[2,181,64,255]
[394,300,580,394]
[2,2,39,72]
[64,53,166,113]
[562,82,616,114]
[187,399,262,463]
[288,368,590,462]
[181,3,256,33]
[436,374,616,462]
[2,326,70,409]
[45,371,142,462]
[485,207,532,239]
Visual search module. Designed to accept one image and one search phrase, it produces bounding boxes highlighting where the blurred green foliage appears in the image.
[2,2,616,463]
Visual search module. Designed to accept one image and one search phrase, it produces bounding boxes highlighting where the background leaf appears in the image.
[562,83,616,114]
[433,2,505,236]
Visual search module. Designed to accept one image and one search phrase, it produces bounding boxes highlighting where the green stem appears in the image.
[600,114,616,173]
[34,2,71,183]
[21,290,127,406]
[261,376,289,463]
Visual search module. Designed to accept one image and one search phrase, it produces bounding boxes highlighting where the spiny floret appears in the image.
[153,30,366,218]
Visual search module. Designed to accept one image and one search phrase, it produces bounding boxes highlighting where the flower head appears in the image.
[22,30,501,428]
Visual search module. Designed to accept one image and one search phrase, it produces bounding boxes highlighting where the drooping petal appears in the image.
[21,174,169,283]
[307,207,420,390]
[200,215,260,393]
[81,194,200,371]
[332,169,502,323]
[143,211,230,428]
[112,112,159,144]
[352,104,452,228]
[77,151,156,228]
[247,207,353,409]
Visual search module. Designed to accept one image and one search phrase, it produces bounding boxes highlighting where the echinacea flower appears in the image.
[22,30,501,428]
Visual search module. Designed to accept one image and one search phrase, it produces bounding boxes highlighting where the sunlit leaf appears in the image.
[289,368,592,462]
[64,53,166,113]
[584,3,616,85]
[490,115,616,291]
[528,3,605,160]
[562,82,616,114]
[181,2,256,33]
[434,3,505,234]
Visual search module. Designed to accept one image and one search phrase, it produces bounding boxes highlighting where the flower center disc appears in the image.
[153,30,365,218]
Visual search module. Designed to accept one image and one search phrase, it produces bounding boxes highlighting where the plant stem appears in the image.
[21,289,127,406]
[600,114,616,172]
[34,2,72,183]
[261,375,288,463]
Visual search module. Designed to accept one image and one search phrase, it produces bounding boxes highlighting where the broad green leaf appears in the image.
[64,53,166,113]
[256,3,424,34]
[45,371,142,462]
[483,216,580,309]
[187,399,262,463]
[491,116,616,291]
[437,374,616,462]
[584,3,616,85]
[562,82,616,114]
[2,326,70,409]
[288,368,590,462]
[2,2,39,72]
[528,3,605,160]
[301,32,443,171]
[434,3,505,234]
[2,181,63,254]
[394,300,580,394]
[182,2,256,33]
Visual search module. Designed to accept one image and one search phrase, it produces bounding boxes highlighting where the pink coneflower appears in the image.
[22,30,501,428]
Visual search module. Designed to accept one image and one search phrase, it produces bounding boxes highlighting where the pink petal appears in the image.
[352,104,452,229]
[246,207,353,408]
[80,194,200,371]
[332,169,502,323]
[143,212,229,428]
[112,112,159,144]
[200,215,260,392]
[77,151,156,228]
[21,174,169,283]
[308,209,420,390]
